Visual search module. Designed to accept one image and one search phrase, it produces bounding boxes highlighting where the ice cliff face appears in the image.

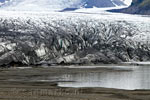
[0,11,150,66]
[0,0,132,11]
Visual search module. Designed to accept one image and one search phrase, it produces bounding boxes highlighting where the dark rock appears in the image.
[121,0,150,15]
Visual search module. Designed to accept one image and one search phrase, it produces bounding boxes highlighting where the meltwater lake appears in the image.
[1,65,150,90]
[57,65,150,90]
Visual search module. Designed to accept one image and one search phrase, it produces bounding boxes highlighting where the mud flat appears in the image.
[0,66,150,100]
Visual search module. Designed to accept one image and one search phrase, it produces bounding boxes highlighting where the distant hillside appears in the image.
[121,0,150,14]
[0,0,5,5]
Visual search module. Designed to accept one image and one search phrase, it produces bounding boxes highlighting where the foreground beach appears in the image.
[0,66,150,100]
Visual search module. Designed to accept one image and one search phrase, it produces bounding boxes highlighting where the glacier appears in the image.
[0,0,149,67]
[0,10,150,66]
[0,0,132,11]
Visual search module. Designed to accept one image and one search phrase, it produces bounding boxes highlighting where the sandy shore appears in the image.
[0,67,150,100]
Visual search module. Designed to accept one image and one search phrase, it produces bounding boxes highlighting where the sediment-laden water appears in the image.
[1,65,150,90]
[58,66,150,90]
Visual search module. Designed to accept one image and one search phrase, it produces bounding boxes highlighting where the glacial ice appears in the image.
[0,10,150,66]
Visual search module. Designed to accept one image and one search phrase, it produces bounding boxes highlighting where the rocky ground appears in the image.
[0,67,150,100]
[122,0,150,15]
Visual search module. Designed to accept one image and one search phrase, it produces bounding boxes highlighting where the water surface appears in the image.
[58,66,150,90]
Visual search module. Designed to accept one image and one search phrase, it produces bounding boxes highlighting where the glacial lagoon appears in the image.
[57,66,150,90]
[2,65,150,90]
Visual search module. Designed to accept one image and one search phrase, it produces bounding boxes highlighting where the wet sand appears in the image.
[0,67,150,100]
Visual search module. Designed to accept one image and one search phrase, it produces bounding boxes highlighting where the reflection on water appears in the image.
[58,66,150,90]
